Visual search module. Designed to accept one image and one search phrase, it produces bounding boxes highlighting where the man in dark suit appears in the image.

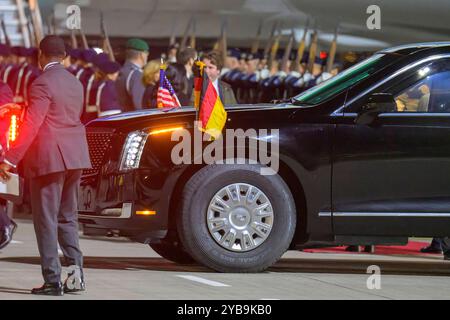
[0,36,92,296]
[202,51,237,106]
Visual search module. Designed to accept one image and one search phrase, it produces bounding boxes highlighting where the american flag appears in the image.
[157,67,181,110]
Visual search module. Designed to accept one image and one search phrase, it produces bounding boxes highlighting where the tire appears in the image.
[177,163,297,273]
[149,239,196,265]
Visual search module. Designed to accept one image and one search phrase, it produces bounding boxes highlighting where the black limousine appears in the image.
[79,42,450,272]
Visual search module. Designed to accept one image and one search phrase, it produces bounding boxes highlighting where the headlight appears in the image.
[119,130,149,171]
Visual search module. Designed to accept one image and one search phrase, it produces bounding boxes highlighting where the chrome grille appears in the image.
[83,129,114,176]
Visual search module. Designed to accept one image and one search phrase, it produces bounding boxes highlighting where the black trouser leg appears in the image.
[0,200,10,229]
[57,170,83,276]
[30,172,64,283]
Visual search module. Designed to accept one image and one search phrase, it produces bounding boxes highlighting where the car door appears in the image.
[332,58,450,237]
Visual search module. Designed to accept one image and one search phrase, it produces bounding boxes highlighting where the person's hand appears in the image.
[0,162,12,182]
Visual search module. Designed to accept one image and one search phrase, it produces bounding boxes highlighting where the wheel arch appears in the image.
[166,158,308,246]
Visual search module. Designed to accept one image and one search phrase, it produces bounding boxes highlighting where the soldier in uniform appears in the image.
[76,49,97,87]
[221,49,242,101]
[65,48,82,75]
[19,48,41,106]
[81,53,109,124]
[94,60,122,117]
[238,53,261,104]
[116,38,149,112]
[291,53,314,95]
[7,47,28,96]
[258,53,284,103]
[302,56,324,90]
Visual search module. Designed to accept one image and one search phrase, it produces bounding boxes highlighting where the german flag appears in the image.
[193,61,227,139]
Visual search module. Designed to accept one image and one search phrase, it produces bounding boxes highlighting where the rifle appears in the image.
[79,26,89,50]
[26,16,36,47]
[28,0,43,44]
[100,12,115,61]
[294,18,309,71]
[46,14,54,35]
[189,17,196,49]
[280,29,295,73]
[1,16,11,47]
[71,29,78,49]
[218,19,228,62]
[180,17,193,51]
[263,21,279,58]
[251,20,263,55]
[307,20,318,73]
[169,20,177,46]
[268,23,282,70]
[326,24,339,73]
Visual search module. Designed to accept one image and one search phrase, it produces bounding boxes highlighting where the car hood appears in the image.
[86,104,289,131]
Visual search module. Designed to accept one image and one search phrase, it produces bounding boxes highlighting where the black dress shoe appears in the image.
[0,220,17,250]
[31,282,64,296]
[443,251,450,261]
[420,245,443,254]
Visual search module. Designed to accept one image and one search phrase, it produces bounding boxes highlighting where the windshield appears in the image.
[294,53,387,105]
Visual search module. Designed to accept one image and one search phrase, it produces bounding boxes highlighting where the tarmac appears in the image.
[1,219,450,300]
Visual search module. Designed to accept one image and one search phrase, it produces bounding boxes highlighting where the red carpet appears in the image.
[303,241,439,256]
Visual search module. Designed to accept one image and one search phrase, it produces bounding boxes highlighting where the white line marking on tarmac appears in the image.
[176,275,230,287]
[10,240,23,244]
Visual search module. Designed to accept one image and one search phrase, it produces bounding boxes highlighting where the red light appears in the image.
[9,115,18,143]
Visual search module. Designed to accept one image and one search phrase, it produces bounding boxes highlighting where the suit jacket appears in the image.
[218,80,237,106]
[116,61,145,112]
[190,80,238,107]
[5,63,92,178]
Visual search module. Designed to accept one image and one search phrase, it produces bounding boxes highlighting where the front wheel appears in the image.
[177,164,297,273]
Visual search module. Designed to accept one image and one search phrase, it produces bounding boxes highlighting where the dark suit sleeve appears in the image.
[220,82,237,106]
[5,80,51,165]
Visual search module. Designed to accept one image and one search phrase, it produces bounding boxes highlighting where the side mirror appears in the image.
[355,93,397,125]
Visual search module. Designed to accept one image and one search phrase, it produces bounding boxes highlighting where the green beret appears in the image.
[126,38,149,52]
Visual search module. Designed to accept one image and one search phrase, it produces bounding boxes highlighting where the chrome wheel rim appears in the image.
[207,183,274,252]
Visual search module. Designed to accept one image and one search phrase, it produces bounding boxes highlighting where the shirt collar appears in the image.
[126,61,142,70]
[43,62,61,72]
[212,79,219,91]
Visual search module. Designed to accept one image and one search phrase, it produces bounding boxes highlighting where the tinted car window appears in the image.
[391,60,450,113]
[293,54,394,105]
